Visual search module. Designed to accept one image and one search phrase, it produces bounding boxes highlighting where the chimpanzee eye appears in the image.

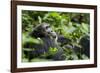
[46,26,50,29]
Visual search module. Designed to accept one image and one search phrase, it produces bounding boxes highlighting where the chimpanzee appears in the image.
[64,35,90,59]
[23,23,67,62]
[79,35,90,58]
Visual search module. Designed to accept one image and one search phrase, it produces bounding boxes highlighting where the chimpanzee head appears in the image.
[30,23,57,39]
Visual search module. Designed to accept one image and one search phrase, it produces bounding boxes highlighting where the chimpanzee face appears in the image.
[41,23,57,39]
[30,23,57,39]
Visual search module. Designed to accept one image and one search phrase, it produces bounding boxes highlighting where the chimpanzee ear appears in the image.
[29,24,43,38]
[29,29,38,38]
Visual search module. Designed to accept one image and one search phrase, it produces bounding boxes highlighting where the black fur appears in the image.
[23,23,66,61]
[79,36,90,57]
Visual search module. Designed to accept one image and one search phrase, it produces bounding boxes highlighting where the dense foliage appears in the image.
[22,10,90,62]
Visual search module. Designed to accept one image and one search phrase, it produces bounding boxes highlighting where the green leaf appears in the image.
[38,16,42,24]
[81,23,89,32]
[22,34,43,45]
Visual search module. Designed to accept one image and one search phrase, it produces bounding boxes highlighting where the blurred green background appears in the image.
[22,10,90,62]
